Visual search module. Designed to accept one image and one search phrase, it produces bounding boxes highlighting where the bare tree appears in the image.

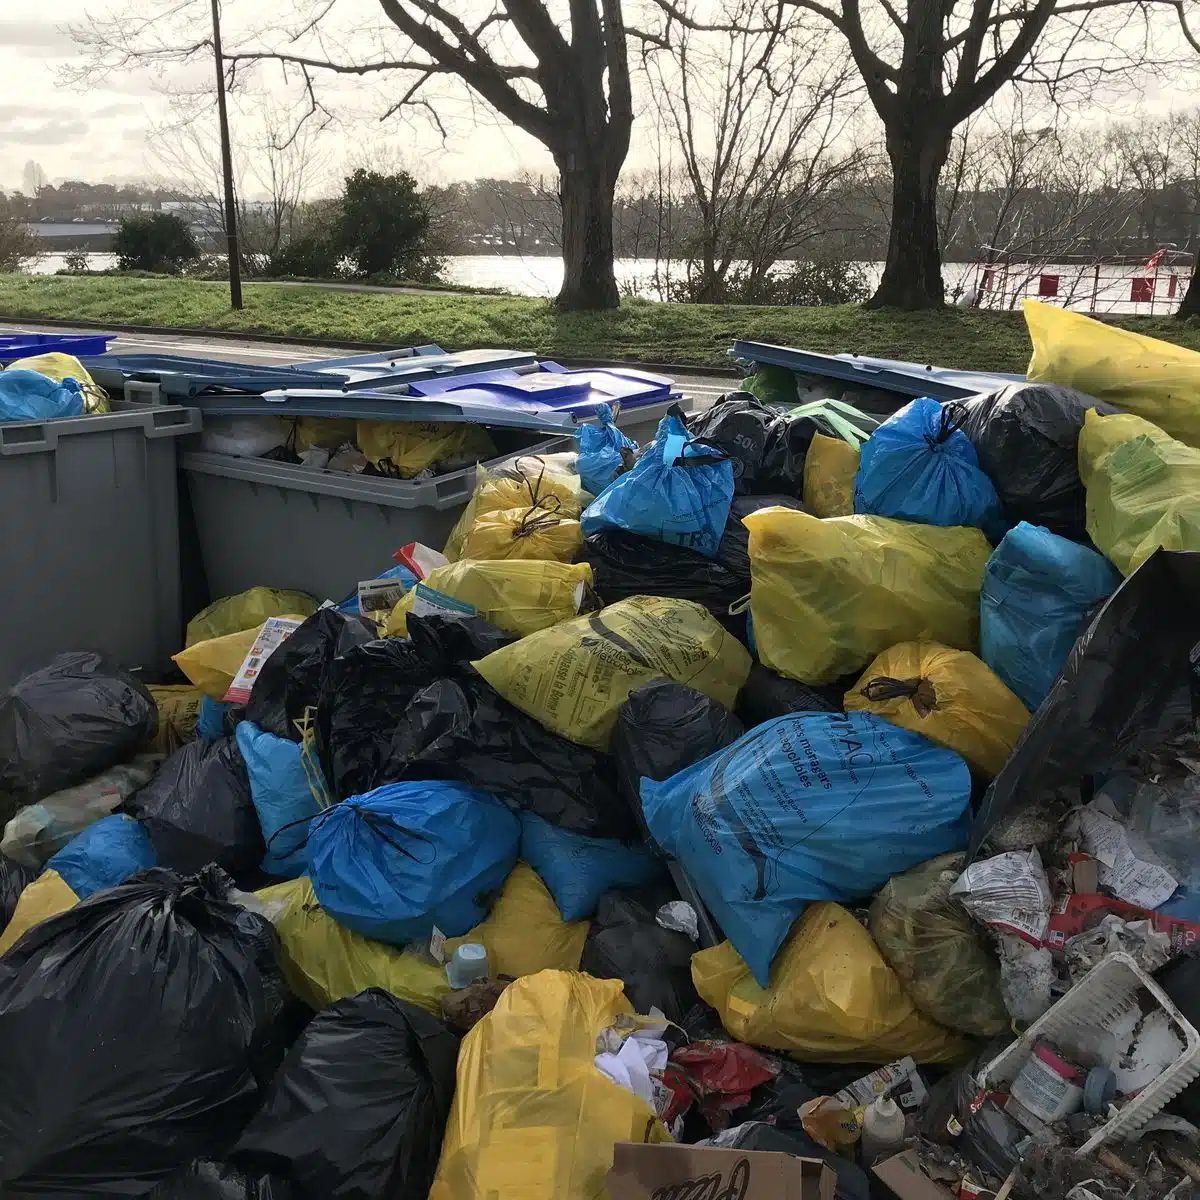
[74,1,635,310]
[692,0,1168,308]
[643,0,863,303]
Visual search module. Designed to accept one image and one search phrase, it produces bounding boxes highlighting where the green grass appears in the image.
[3,272,1200,371]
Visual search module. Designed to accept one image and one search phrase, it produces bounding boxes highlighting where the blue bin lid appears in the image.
[285,346,538,389]
[0,331,114,359]
[730,339,1023,402]
[196,386,581,434]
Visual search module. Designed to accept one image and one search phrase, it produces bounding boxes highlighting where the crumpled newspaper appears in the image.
[1064,914,1172,981]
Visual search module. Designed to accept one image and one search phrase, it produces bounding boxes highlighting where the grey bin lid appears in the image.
[195,387,581,434]
[729,339,1024,401]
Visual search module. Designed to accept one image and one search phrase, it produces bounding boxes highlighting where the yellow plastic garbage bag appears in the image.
[444,457,585,561]
[256,877,450,1016]
[384,560,593,639]
[691,902,973,1065]
[7,352,108,414]
[1025,299,1200,447]
[356,419,496,478]
[745,508,990,685]
[843,641,1029,779]
[1078,408,1200,575]
[475,595,752,751]
[173,615,307,700]
[446,863,589,978]
[0,870,78,957]
[293,417,357,451]
[185,587,318,647]
[146,684,204,754]
[868,853,1009,1039]
[429,970,671,1200]
[803,431,859,518]
[459,507,583,563]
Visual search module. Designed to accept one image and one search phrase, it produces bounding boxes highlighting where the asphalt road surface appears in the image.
[6,322,737,412]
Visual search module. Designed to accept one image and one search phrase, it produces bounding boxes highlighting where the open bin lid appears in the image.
[408,364,679,415]
[0,331,114,359]
[192,386,582,434]
[285,346,538,389]
[730,339,1023,402]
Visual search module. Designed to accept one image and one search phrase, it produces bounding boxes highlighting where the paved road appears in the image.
[7,322,738,411]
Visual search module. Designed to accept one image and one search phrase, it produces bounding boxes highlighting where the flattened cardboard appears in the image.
[608,1142,836,1200]
[872,1150,959,1200]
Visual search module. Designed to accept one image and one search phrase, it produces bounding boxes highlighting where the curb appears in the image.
[0,314,743,379]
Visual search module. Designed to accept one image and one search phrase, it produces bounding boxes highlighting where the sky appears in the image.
[0,2,1192,198]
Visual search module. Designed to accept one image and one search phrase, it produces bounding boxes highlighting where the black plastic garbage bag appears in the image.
[710,1123,870,1200]
[969,549,1200,856]
[948,382,1120,543]
[580,893,700,1024]
[613,680,745,819]
[247,608,375,742]
[378,673,632,840]
[147,1161,296,1200]
[233,989,457,1200]
[736,662,843,728]
[1157,954,1200,1125]
[686,393,814,496]
[0,652,157,820]
[0,866,289,1196]
[128,737,265,878]
[0,854,35,931]
[316,613,512,801]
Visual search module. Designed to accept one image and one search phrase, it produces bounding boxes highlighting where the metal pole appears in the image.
[210,0,242,310]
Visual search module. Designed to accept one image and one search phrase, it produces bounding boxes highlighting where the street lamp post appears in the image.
[210,0,242,310]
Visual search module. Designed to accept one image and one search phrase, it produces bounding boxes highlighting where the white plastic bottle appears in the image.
[860,1096,906,1165]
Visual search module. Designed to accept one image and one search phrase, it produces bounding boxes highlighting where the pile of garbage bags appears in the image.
[7,303,1200,1200]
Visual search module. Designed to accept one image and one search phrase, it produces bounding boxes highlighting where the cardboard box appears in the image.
[608,1142,836,1200]
[872,1150,958,1200]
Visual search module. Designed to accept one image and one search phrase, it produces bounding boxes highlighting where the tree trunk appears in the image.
[555,155,619,312]
[1177,264,1200,319]
[867,130,950,310]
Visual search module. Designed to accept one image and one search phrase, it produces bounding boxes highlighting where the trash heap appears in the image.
[4,303,1200,1200]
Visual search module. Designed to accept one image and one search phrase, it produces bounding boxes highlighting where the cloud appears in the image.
[0,20,76,55]
[0,119,90,145]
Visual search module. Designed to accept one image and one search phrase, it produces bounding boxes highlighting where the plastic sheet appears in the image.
[232,989,458,1200]
[128,736,264,880]
[0,867,288,1196]
[307,779,519,944]
[446,862,590,977]
[642,710,972,985]
[577,402,637,495]
[355,419,495,477]
[6,352,107,413]
[745,507,990,684]
[581,410,735,558]
[692,902,973,1064]
[1025,298,1200,446]
[0,652,157,820]
[256,877,450,1015]
[0,368,83,422]
[429,971,671,1200]
[854,398,1006,538]
[844,641,1030,779]
[1078,408,1200,575]
[980,522,1120,711]
[475,595,751,751]
[384,559,592,639]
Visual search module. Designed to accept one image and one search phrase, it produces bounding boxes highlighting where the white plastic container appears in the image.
[978,952,1200,1154]
[859,1096,906,1164]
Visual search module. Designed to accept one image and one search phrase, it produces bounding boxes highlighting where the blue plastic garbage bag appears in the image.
[519,811,661,923]
[335,564,418,616]
[854,397,1007,539]
[196,696,232,740]
[235,721,323,879]
[641,710,972,986]
[0,370,84,423]
[581,410,735,558]
[47,814,156,898]
[980,522,1121,712]
[307,779,519,945]
[577,403,638,496]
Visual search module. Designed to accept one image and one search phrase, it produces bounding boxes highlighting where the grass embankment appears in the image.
[3,273,1200,371]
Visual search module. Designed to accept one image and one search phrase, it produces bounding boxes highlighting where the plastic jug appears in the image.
[860,1095,906,1164]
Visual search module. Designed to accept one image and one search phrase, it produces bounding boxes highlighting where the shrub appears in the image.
[336,169,432,279]
[0,214,41,273]
[115,212,200,273]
